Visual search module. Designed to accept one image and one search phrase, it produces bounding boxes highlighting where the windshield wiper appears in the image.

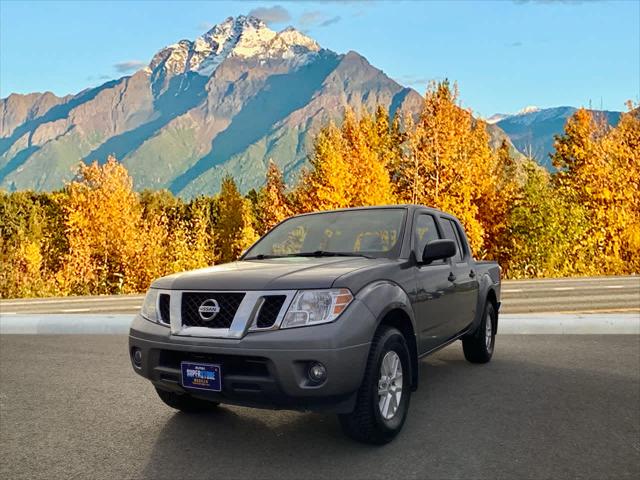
[287,250,373,259]
[243,254,286,260]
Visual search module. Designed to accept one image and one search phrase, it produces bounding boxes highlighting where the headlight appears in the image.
[140,289,159,323]
[281,288,353,329]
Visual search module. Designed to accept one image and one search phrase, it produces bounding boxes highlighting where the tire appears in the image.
[339,326,412,445]
[462,300,496,364]
[155,387,219,413]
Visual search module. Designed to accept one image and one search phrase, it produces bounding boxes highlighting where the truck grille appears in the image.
[255,295,287,328]
[181,292,245,329]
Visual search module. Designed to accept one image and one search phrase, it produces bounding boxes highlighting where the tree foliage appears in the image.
[215,176,258,263]
[59,157,143,294]
[294,107,395,212]
[552,106,640,273]
[1,87,637,298]
[254,160,292,236]
[393,81,494,253]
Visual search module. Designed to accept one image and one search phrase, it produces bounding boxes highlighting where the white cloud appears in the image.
[299,11,342,29]
[86,74,112,81]
[114,60,146,73]
[248,5,291,25]
[395,74,432,88]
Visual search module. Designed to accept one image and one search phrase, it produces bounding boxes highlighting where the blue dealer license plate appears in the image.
[181,362,222,391]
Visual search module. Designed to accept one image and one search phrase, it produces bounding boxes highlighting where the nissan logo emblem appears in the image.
[198,299,221,321]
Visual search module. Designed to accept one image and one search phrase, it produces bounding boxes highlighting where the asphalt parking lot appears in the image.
[1,335,638,480]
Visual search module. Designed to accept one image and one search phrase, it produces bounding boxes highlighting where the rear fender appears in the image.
[469,273,499,335]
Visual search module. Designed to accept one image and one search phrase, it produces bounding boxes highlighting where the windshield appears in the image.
[243,208,407,259]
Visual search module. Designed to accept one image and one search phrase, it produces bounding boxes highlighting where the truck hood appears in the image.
[151,256,388,291]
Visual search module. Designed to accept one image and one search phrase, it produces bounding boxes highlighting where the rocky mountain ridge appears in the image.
[0,15,517,196]
[493,106,621,167]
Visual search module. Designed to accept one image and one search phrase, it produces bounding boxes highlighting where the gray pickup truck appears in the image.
[129,205,501,444]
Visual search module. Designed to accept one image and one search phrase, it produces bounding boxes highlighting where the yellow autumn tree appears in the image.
[294,108,395,212]
[394,81,493,253]
[372,106,405,172]
[504,159,589,277]
[553,105,640,274]
[0,191,63,297]
[552,108,623,273]
[216,176,258,263]
[604,105,640,271]
[185,198,216,268]
[551,108,604,270]
[255,160,292,235]
[341,108,396,206]
[0,232,46,298]
[295,121,353,211]
[476,139,520,264]
[59,156,143,294]
[135,210,171,286]
[135,192,215,283]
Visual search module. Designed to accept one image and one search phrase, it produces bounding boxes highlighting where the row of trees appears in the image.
[1,81,638,297]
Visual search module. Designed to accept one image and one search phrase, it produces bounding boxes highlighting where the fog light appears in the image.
[308,362,327,383]
[132,348,143,368]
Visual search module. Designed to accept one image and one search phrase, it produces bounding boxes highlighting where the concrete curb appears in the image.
[0,315,132,334]
[1,313,639,335]
[497,313,640,334]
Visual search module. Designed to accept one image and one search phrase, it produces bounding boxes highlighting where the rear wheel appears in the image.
[339,326,411,445]
[462,301,496,363]
[155,387,219,413]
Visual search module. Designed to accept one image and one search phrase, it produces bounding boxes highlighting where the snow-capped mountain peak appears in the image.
[486,113,509,124]
[516,105,541,115]
[486,105,542,124]
[147,15,321,78]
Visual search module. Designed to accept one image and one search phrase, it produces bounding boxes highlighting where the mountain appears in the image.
[493,106,622,169]
[0,15,515,197]
[486,106,542,125]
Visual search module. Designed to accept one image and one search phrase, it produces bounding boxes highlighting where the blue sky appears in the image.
[1,0,638,116]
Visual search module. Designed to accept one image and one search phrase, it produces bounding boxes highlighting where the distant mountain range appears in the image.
[488,106,622,169]
[0,15,618,196]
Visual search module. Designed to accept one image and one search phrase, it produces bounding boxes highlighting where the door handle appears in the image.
[448,273,456,282]
[469,270,476,278]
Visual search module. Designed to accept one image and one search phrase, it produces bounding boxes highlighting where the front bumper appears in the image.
[128,300,375,413]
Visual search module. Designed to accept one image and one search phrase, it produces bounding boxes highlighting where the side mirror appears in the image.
[422,239,456,264]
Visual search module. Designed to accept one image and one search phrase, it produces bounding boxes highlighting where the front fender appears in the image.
[356,280,419,390]
[355,280,416,333]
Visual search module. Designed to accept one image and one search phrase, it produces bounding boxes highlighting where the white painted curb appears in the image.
[0,314,133,334]
[1,313,639,335]
[498,313,640,335]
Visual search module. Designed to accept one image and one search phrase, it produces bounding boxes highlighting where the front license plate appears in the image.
[181,362,222,391]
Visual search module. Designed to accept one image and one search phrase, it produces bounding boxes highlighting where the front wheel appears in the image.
[462,301,497,363]
[339,326,411,445]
